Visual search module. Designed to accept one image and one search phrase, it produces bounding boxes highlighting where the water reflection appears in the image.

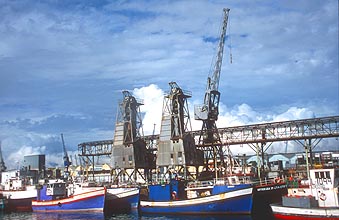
[107,213,254,220]
[0,211,274,220]
[137,214,253,220]
[32,212,105,220]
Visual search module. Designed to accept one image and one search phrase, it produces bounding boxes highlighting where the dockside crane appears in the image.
[111,91,156,184]
[61,133,71,178]
[156,82,204,181]
[194,8,230,172]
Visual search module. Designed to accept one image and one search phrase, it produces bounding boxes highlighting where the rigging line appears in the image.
[228,14,233,64]
[208,10,225,78]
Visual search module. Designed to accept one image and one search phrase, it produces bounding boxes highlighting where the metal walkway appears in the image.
[193,115,339,147]
[78,115,339,156]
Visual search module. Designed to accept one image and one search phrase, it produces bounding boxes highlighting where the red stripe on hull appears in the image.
[33,193,102,207]
[274,213,339,220]
[32,189,105,207]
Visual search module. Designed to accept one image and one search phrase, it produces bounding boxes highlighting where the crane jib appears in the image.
[194,8,230,122]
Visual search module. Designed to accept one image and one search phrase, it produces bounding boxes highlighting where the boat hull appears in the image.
[252,182,287,217]
[140,186,253,215]
[104,187,139,213]
[271,203,339,220]
[32,188,105,212]
[1,189,37,211]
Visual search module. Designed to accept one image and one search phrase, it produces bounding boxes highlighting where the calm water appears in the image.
[0,211,274,220]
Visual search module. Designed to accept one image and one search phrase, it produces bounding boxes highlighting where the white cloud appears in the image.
[272,107,315,122]
[7,145,46,169]
[133,84,164,135]
[217,103,265,127]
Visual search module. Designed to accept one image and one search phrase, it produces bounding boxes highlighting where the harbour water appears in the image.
[0,211,274,220]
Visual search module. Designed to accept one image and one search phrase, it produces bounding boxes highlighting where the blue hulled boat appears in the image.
[139,179,253,215]
[32,180,105,212]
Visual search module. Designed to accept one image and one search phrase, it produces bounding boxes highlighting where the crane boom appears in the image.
[208,8,230,92]
[61,133,71,171]
[195,8,230,124]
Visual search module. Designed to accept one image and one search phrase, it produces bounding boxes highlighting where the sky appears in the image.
[0,0,338,169]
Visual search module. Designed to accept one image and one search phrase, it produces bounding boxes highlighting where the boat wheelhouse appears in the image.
[270,168,339,220]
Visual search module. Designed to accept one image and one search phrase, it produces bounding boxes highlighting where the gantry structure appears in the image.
[78,139,113,157]
[156,82,203,181]
[78,115,339,180]
[78,91,156,184]
[193,115,339,177]
[192,115,339,150]
[110,91,155,184]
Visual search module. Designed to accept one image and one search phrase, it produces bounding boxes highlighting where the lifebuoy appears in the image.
[320,193,326,201]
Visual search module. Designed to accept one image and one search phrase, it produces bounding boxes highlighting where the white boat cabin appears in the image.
[288,168,339,208]
[3,177,34,191]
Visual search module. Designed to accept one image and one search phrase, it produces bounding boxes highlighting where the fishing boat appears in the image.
[32,180,105,212]
[139,177,253,215]
[0,177,37,211]
[105,186,140,214]
[224,160,288,216]
[270,168,339,219]
[252,177,287,215]
[70,178,140,214]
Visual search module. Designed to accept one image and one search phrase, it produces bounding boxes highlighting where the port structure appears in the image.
[193,115,339,178]
[205,116,339,146]
[78,115,339,181]
[194,8,230,172]
[61,134,72,179]
[156,82,204,182]
[78,91,156,184]
[110,91,155,184]
[155,115,339,179]
[78,140,113,157]
[78,139,114,181]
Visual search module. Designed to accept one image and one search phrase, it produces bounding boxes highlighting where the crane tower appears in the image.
[157,82,204,180]
[111,91,156,183]
[194,8,230,169]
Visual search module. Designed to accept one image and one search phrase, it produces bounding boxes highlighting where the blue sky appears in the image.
[0,0,338,168]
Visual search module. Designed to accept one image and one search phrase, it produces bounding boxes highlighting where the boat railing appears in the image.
[186,176,252,189]
[186,180,214,189]
[110,183,140,188]
[215,176,253,185]
[214,177,233,185]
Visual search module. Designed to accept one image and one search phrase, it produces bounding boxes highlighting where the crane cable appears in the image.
[228,14,233,64]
